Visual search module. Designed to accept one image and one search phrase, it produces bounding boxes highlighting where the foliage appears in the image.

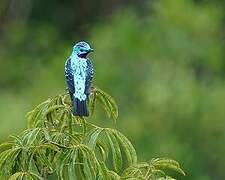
[0,87,184,179]
[0,0,225,179]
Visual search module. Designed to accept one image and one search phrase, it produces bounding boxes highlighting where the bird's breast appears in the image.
[70,58,88,100]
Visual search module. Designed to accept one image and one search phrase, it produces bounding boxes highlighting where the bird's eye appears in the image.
[80,49,84,52]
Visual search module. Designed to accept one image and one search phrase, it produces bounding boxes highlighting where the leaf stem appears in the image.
[50,141,71,149]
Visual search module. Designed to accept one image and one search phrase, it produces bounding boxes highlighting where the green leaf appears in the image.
[68,149,78,180]
[151,158,185,176]
[8,172,24,180]
[10,135,23,147]
[26,128,41,146]
[0,142,13,152]
[96,141,108,161]
[75,150,86,180]
[121,162,149,178]
[82,151,95,179]
[96,95,111,117]
[81,146,97,179]
[29,171,44,180]
[58,149,72,179]
[112,129,137,165]
[80,117,87,134]
[96,161,110,180]
[101,95,118,122]
[0,91,185,180]
[84,128,103,150]
[0,148,21,172]
[37,149,53,171]
[105,131,122,172]
[93,86,118,122]
[42,128,52,141]
[89,91,96,116]
[108,170,120,179]
[27,99,50,128]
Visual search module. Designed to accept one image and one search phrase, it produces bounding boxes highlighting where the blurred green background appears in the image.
[0,0,225,179]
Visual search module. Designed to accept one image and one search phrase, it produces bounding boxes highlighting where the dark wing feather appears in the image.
[65,58,75,99]
[85,59,94,96]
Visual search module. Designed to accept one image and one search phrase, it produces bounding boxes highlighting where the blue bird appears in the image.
[65,41,94,116]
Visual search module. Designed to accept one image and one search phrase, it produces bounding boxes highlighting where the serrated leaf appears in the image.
[89,92,96,116]
[75,150,86,180]
[150,169,166,178]
[84,128,103,150]
[26,128,41,145]
[0,142,13,152]
[76,117,87,133]
[42,128,52,141]
[58,150,72,179]
[108,170,120,180]
[10,135,23,147]
[152,158,185,176]
[112,130,137,165]
[27,99,50,128]
[93,87,118,122]
[8,172,24,180]
[68,149,78,180]
[153,163,185,176]
[151,158,180,167]
[105,131,122,172]
[0,148,21,171]
[96,161,110,180]
[97,142,108,161]
[81,148,96,180]
[37,149,53,171]
[96,95,111,117]
[101,94,118,122]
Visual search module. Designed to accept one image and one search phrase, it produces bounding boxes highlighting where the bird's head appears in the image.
[72,41,93,58]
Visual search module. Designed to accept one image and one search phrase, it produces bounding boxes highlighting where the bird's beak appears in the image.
[88,48,94,52]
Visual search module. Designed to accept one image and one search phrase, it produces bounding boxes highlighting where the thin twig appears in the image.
[49,141,71,149]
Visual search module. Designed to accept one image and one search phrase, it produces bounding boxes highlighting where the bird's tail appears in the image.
[73,98,89,116]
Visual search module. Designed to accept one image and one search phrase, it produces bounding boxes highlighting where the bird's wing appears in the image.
[65,58,75,96]
[85,59,94,95]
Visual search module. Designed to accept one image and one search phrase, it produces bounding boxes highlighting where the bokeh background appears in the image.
[0,0,225,179]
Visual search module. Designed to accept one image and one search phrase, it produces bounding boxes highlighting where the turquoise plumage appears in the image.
[65,41,94,116]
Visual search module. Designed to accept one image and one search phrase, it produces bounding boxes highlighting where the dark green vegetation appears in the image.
[0,0,225,179]
[0,87,185,179]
